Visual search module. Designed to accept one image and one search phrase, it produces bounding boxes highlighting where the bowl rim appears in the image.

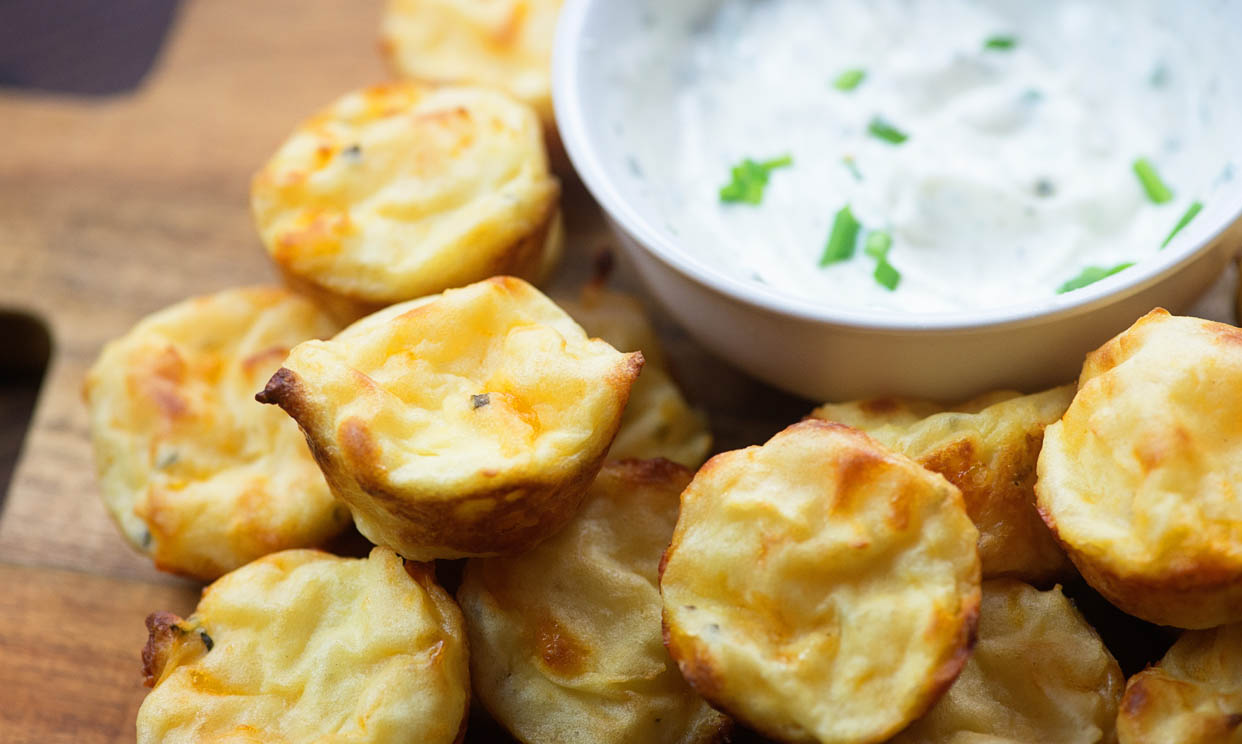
[552,0,1242,332]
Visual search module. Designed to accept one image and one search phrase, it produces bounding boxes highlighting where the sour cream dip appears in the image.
[605,0,1240,313]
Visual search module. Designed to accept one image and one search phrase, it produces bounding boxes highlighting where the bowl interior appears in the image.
[554,0,1242,331]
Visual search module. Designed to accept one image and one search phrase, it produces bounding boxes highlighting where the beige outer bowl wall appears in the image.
[553,0,1242,401]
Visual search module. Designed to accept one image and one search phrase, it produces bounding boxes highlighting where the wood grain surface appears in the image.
[0,0,802,739]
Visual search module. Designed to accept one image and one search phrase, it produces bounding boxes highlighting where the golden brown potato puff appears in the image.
[257,276,642,561]
[1037,309,1242,628]
[84,286,349,581]
[459,459,731,744]
[660,420,981,744]
[138,547,469,744]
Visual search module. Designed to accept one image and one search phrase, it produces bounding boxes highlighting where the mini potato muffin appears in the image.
[558,285,712,468]
[257,276,643,561]
[660,420,981,744]
[251,82,562,320]
[1037,309,1242,628]
[84,286,349,581]
[138,547,469,744]
[458,459,731,744]
[380,0,562,128]
[892,580,1125,744]
[811,386,1074,584]
[1117,623,1242,744]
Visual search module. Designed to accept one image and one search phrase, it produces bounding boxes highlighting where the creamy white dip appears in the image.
[607,0,1239,313]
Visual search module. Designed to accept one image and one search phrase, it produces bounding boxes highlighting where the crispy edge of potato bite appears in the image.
[1117,624,1242,744]
[810,386,1075,584]
[660,420,981,744]
[458,458,732,744]
[257,277,643,560]
[139,548,470,744]
[891,579,1125,744]
[1036,309,1242,628]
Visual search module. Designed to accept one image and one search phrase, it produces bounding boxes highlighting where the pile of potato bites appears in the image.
[80,2,1242,742]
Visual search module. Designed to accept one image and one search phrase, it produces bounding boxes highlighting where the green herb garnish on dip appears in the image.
[867,117,908,145]
[984,35,1017,50]
[1133,158,1174,203]
[719,155,794,204]
[864,231,900,290]
[1161,200,1204,248]
[821,205,861,265]
[1057,262,1134,293]
[833,68,866,91]
[842,156,863,181]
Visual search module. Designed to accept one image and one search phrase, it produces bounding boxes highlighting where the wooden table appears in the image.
[0,1,806,739]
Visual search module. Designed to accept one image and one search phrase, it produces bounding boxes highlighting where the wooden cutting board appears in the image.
[0,1,805,740]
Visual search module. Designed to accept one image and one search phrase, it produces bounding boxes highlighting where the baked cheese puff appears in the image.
[138,547,469,744]
[458,459,731,744]
[1117,623,1242,744]
[257,276,643,561]
[1037,309,1242,628]
[251,81,562,321]
[380,0,562,128]
[84,287,349,581]
[557,285,711,468]
[660,420,981,744]
[811,386,1075,584]
[892,580,1124,744]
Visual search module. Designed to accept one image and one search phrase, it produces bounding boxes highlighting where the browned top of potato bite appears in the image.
[84,286,348,581]
[381,0,563,126]
[1037,308,1242,628]
[660,420,981,744]
[459,459,731,744]
[1117,623,1242,744]
[137,547,469,744]
[892,579,1124,744]
[251,81,561,310]
[812,385,1074,584]
[258,276,642,561]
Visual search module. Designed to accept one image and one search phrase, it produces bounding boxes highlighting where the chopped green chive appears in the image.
[1161,201,1204,248]
[1133,158,1174,203]
[719,155,794,205]
[821,205,861,266]
[874,259,902,291]
[984,35,1017,50]
[868,117,908,145]
[833,68,866,91]
[1057,263,1135,294]
[864,230,892,259]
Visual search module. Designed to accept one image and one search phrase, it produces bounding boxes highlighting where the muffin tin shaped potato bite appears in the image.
[659,420,981,744]
[1117,623,1242,744]
[257,276,643,561]
[251,81,562,321]
[138,547,469,744]
[812,385,1074,585]
[459,459,730,744]
[1037,309,1242,628]
[84,286,349,581]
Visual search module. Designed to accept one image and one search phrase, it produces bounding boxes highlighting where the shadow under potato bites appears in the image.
[251,81,563,313]
[811,385,1075,585]
[660,420,981,744]
[84,286,349,581]
[458,459,730,744]
[1116,623,1242,744]
[257,277,642,562]
[137,547,469,744]
[1036,309,1242,629]
[891,579,1124,744]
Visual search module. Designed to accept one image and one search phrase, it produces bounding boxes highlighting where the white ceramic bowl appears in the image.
[553,0,1242,401]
